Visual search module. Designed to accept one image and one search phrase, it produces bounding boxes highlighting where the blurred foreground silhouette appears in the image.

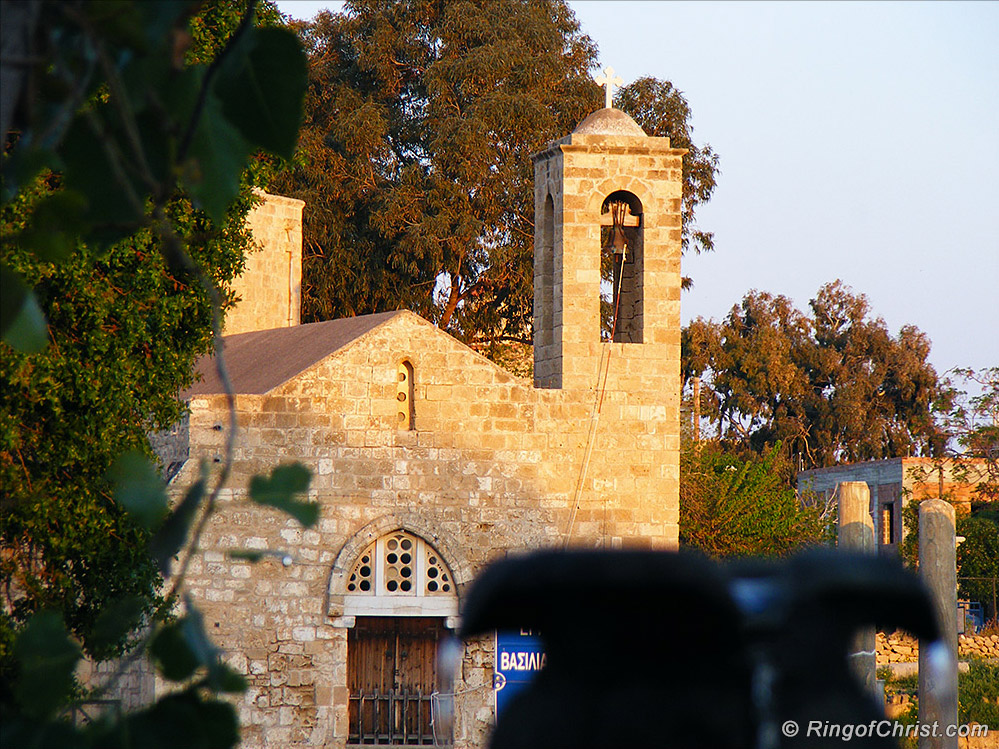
[461,549,944,749]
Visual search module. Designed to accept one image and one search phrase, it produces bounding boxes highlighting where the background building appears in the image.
[797,458,989,555]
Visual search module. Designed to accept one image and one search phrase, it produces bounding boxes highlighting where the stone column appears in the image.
[837,482,877,696]
[918,499,958,749]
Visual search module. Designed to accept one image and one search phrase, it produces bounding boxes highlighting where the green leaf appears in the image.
[0,264,48,353]
[150,621,200,682]
[13,611,82,718]
[184,92,251,223]
[150,472,207,575]
[84,0,147,51]
[180,605,217,667]
[134,0,192,51]
[61,114,145,231]
[249,462,317,528]
[195,698,241,749]
[151,604,241,695]
[0,716,85,749]
[0,146,58,203]
[108,451,169,529]
[214,26,306,159]
[208,661,248,694]
[123,691,239,749]
[134,108,173,187]
[19,190,89,262]
[90,595,147,655]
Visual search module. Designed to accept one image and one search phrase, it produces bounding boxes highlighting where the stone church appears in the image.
[152,103,686,748]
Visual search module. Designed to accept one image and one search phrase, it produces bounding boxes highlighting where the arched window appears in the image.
[397,361,415,430]
[599,190,644,343]
[346,530,455,600]
[537,194,555,349]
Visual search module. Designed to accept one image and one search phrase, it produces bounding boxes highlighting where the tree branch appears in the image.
[177,0,259,163]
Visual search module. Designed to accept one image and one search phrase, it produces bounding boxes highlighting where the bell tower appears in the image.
[532,88,686,392]
[531,74,686,549]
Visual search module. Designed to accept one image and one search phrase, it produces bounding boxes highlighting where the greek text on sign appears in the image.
[494,629,545,717]
[499,650,547,672]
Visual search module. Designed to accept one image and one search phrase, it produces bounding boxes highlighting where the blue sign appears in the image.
[494,629,546,716]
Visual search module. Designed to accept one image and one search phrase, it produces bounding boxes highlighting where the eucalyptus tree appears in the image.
[271,0,720,347]
[683,281,949,468]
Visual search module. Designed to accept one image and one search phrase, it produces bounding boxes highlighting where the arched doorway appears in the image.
[343,530,458,745]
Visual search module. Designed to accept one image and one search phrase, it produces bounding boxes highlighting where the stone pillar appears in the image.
[918,499,958,749]
[837,482,877,696]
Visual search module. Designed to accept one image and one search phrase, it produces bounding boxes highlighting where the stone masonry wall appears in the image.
[224,190,304,336]
[878,630,999,664]
[173,310,680,749]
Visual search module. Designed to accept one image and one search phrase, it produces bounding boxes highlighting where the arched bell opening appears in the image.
[599,190,644,343]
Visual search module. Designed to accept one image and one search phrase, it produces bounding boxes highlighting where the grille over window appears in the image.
[346,531,453,596]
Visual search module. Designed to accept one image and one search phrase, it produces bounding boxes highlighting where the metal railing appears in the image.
[958,575,998,626]
[66,699,122,727]
[349,689,447,746]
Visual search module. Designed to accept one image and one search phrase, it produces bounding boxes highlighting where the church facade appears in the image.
[156,105,685,748]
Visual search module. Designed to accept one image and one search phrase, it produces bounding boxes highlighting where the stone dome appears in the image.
[572,108,647,137]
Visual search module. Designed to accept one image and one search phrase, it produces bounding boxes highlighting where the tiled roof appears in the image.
[184,311,404,396]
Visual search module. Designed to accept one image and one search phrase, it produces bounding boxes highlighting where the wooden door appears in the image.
[348,617,446,744]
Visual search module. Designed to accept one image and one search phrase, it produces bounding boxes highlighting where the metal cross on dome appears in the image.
[594,66,623,109]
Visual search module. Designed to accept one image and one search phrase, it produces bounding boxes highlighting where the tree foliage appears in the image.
[615,76,718,286]
[956,511,999,621]
[1,1,312,745]
[0,0,293,665]
[0,172,253,661]
[679,443,825,557]
[269,0,720,350]
[900,499,999,620]
[936,367,999,502]
[683,281,948,469]
[270,0,597,342]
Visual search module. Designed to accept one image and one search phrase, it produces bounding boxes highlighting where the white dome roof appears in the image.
[572,108,647,137]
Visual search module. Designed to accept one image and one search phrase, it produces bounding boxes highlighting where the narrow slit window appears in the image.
[539,193,555,348]
[397,361,415,430]
[881,502,896,545]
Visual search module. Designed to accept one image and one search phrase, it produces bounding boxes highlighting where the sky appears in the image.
[274,0,998,383]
